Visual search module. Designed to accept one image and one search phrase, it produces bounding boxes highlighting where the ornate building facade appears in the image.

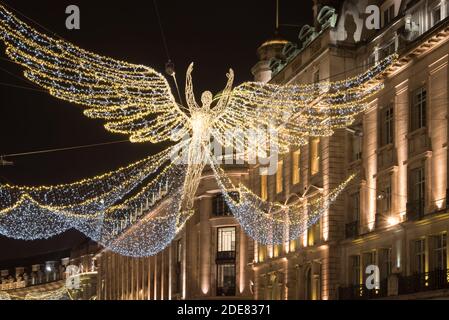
[96,0,449,300]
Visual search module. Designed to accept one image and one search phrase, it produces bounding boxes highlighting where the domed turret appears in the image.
[252,31,288,83]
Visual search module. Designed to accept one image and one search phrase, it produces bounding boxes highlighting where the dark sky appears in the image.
[0,0,312,261]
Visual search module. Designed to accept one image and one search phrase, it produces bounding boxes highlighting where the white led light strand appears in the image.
[209,152,356,245]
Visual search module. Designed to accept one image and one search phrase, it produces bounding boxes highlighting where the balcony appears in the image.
[338,280,388,300]
[406,200,425,221]
[345,221,359,239]
[216,251,236,262]
[398,269,449,295]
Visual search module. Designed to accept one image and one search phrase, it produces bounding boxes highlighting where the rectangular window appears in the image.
[412,166,425,206]
[261,175,268,201]
[292,150,301,185]
[307,219,321,247]
[433,233,447,271]
[379,248,392,280]
[383,5,395,27]
[380,183,392,214]
[346,192,360,238]
[213,193,237,217]
[408,166,425,219]
[351,134,362,162]
[385,185,392,213]
[217,227,236,262]
[414,239,426,274]
[363,252,376,283]
[350,192,360,222]
[380,105,394,146]
[350,255,361,286]
[310,138,321,176]
[276,161,283,194]
[431,5,442,27]
[216,264,236,296]
[217,227,236,252]
[411,87,427,131]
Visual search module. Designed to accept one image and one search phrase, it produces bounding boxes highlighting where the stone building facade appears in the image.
[96,0,449,300]
[96,167,253,300]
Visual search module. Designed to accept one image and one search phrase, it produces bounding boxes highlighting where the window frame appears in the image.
[217,227,236,253]
[379,248,392,280]
[350,133,363,162]
[431,3,442,27]
[433,233,447,271]
[380,105,394,147]
[414,238,426,274]
[382,4,395,27]
[410,87,427,132]
[216,263,236,296]
[349,192,360,223]
[350,255,361,286]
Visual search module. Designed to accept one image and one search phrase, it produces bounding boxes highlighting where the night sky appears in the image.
[0,0,312,261]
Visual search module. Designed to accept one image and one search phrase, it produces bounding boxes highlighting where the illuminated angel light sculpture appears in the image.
[0,3,396,256]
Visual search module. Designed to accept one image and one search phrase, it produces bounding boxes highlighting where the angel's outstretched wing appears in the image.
[212,55,396,154]
[0,4,189,143]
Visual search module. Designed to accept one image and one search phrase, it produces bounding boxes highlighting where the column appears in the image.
[239,227,248,296]
[168,244,173,300]
[199,197,212,296]
[147,257,152,300]
[153,255,159,300]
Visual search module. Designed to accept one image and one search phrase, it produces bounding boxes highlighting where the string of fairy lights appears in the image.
[208,151,356,245]
[0,3,397,257]
[0,146,176,212]
[0,3,190,145]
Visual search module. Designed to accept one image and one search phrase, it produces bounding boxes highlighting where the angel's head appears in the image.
[185,63,234,113]
[201,91,213,109]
